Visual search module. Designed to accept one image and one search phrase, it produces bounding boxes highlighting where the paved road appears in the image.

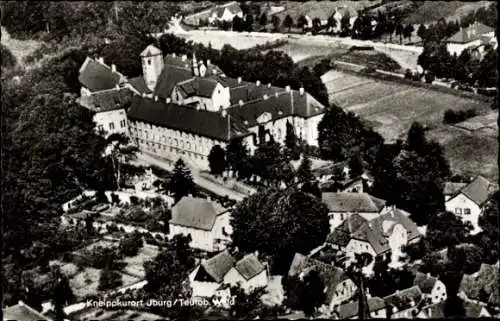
[134,152,247,202]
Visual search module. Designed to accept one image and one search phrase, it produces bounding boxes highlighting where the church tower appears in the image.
[140,45,164,92]
[192,52,200,77]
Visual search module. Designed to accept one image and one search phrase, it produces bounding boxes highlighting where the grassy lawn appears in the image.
[323,69,495,176]
[122,244,159,278]
[179,30,287,50]
[403,1,493,24]
[336,50,403,72]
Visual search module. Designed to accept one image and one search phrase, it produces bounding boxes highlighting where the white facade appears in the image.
[169,211,232,252]
[223,268,268,293]
[188,266,221,297]
[328,279,357,310]
[447,39,482,56]
[142,51,164,92]
[345,238,378,273]
[386,223,408,264]
[94,109,128,137]
[426,280,447,304]
[445,193,482,234]
[172,82,231,112]
[209,8,243,24]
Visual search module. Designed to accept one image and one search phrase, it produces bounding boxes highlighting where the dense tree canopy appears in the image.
[208,145,227,176]
[169,159,196,203]
[230,188,329,273]
[1,44,17,69]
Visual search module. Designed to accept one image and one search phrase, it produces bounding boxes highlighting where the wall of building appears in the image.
[447,40,482,56]
[129,120,227,170]
[169,224,216,252]
[223,268,268,293]
[94,109,128,137]
[211,83,231,111]
[429,280,447,304]
[328,279,357,310]
[212,212,233,251]
[445,193,482,234]
[142,53,164,92]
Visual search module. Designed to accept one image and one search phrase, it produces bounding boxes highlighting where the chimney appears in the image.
[238,100,244,106]
[244,120,249,125]
[410,300,415,307]
[426,272,431,277]
[267,83,271,88]
[172,53,176,58]
[221,110,227,118]
[115,84,120,90]
[98,57,104,64]
[286,85,291,92]
[275,92,279,98]
[182,54,187,61]
[263,94,269,100]
[278,110,283,115]
[299,87,305,95]
[238,77,242,84]
[207,59,211,66]
[142,92,146,98]
[212,69,217,75]
[111,64,116,72]
[256,80,261,86]
[166,97,171,103]
[154,95,158,102]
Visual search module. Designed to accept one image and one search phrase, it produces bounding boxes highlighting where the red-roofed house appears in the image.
[445,176,495,234]
[169,196,232,252]
[446,22,496,55]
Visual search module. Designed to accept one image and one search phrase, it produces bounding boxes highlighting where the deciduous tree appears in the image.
[208,145,227,176]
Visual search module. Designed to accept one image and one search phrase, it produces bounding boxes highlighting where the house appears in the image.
[207,2,243,24]
[188,250,268,298]
[320,176,365,194]
[78,57,126,96]
[304,7,337,29]
[443,181,467,201]
[321,192,387,231]
[3,301,53,321]
[458,262,500,307]
[223,253,268,293]
[412,272,447,304]
[463,301,492,318]
[123,45,327,170]
[335,296,387,319]
[288,253,357,311]
[446,22,496,55]
[78,86,133,137]
[383,286,423,318]
[326,208,421,270]
[445,176,495,234]
[169,196,232,252]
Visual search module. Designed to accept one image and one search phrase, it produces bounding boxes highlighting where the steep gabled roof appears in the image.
[127,76,151,94]
[459,263,500,306]
[351,222,391,255]
[384,286,423,312]
[3,301,52,321]
[170,196,228,231]
[228,81,286,105]
[227,90,325,127]
[448,22,495,44]
[337,297,386,318]
[140,45,162,57]
[413,272,438,294]
[234,253,266,280]
[288,253,351,305]
[369,208,421,242]
[79,87,133,112]
[459,176,492,206]
[154,66,193,99]
[326,213,367,247]
[321,192,386,213]
[444,182,467,196]
[464,301,490,318]
[177,77,219,98]
[200,250,236,283]
[127,95,249,141]
[78,57,122,92]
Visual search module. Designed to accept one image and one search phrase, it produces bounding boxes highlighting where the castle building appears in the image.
[79,44,328,170]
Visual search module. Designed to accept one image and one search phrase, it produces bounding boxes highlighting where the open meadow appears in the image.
[322,69,496,179]
[178,30,287,50]
[402,1,493,24]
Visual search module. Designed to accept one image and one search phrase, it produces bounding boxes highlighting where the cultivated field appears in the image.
[323,69,496,179]
[427,113,498,181]
[403,1,493,24]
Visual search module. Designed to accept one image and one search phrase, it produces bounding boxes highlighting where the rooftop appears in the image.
[200,250,236,283]
[3,301,52,321]
[448,22,495,44]
[170,196,228,231]
[78,87,133,112]
[321,192,386,213]
[459,175,493,206]
[234,253,266,280]
[413,272,438,294]
[337,297,386,318]
[78,57,122,92]
[383,286,423,312]
[127,95,250,141]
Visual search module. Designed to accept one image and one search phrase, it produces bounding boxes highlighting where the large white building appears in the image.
[125,45,326,170]
[446,22,496,56]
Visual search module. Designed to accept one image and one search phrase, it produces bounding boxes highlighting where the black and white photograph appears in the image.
[1,0,498,320]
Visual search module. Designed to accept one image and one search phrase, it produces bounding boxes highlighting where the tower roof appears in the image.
[140,45,162,57]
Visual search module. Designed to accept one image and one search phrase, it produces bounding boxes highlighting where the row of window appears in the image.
[140,140,208,161]
[455,208,471,215]
[131,123,214,146]
[97,119,126,132]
